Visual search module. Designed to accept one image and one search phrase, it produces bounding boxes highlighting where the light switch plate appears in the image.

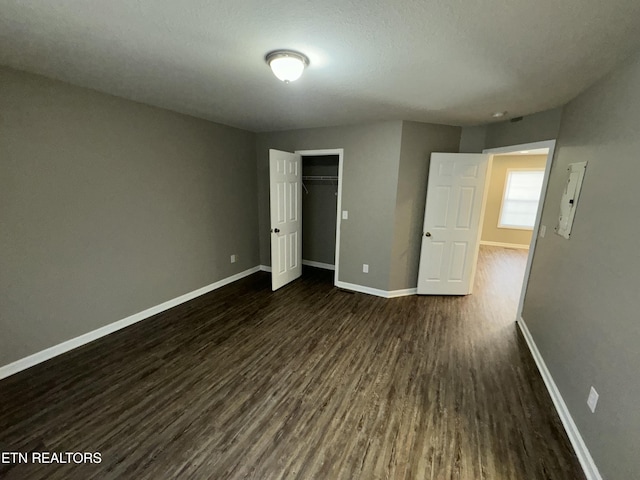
[230,254,237,263]
[540,225,546,238]
[362,264,369,273]
[587,386,599,413]
[342,210,348,220]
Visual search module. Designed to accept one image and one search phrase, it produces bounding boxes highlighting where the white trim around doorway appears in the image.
[295,149,344,288]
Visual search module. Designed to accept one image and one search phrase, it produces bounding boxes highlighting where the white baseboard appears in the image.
[261,267,413,298]
[480,240,530,250]
[336,281,416,298]
[302,260,335,271]
[387,288,418,298]
[517,318,602,480]
[262,262,336,272]
[0,266,261,381]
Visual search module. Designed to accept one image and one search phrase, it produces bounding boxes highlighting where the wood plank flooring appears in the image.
[0,246,585,479]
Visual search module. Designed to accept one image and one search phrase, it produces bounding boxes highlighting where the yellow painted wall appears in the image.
[481,154,547,246]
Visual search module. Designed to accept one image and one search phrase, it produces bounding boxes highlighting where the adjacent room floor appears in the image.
[0,246,585,479]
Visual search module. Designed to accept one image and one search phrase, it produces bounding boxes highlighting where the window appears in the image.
[498,169,545,229]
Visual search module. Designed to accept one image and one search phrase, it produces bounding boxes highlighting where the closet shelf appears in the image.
[302,175,338,181]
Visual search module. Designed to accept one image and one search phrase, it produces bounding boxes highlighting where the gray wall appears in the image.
[459,107,564,152]
[0,66,259,367]
[459,125,487,153]
[485,107,563,150]
[302,155,338,265]
[256,122,403,290]
[522,52,640,479]
[389,121,461,290]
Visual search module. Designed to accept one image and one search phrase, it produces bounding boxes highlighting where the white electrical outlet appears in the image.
[587,386,599,413]
[540,225,547,238]
[230,254,237,263]
[342,210,349,220]
[362,264,369,273]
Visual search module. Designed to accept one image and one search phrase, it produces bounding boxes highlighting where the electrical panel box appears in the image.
[556,161,587,239]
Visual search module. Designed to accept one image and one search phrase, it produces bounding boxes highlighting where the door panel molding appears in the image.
[269,149,302,290]
[417,153,489,295]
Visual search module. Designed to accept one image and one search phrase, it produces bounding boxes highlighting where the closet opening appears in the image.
[301,154,339,283]
[294,148,344,287]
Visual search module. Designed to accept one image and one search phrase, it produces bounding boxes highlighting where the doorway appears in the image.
[268,148,344,290]
[296,149,344,286]
[301,155,339,273]
[480,140,556,319]
[415,142,555,301]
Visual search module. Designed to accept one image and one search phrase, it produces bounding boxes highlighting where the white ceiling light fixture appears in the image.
[492,111,507,118]
[266,50,309,83]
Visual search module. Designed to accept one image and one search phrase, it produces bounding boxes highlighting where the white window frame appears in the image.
[497,168,545,231]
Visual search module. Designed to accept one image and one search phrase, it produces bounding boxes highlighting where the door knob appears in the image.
[271,228,280,233]
[425,232,431,237]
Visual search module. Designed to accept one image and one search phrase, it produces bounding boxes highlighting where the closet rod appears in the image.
[302,175,338,181]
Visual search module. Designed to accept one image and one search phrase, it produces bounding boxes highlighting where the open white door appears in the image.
[269,149,302,291]
[417,153,489,295]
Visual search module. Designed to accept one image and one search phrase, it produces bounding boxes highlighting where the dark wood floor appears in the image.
[0,246,585,480]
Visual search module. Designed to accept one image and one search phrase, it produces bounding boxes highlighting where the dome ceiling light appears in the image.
[265,50,309,83]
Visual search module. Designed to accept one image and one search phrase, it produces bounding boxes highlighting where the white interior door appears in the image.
[269,149,302,291]
[417,153,489,295]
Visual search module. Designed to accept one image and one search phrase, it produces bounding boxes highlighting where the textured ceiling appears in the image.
[1,0,639,132]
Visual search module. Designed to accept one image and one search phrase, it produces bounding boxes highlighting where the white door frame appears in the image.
[295,148,344,287]
[482,140,557,319]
